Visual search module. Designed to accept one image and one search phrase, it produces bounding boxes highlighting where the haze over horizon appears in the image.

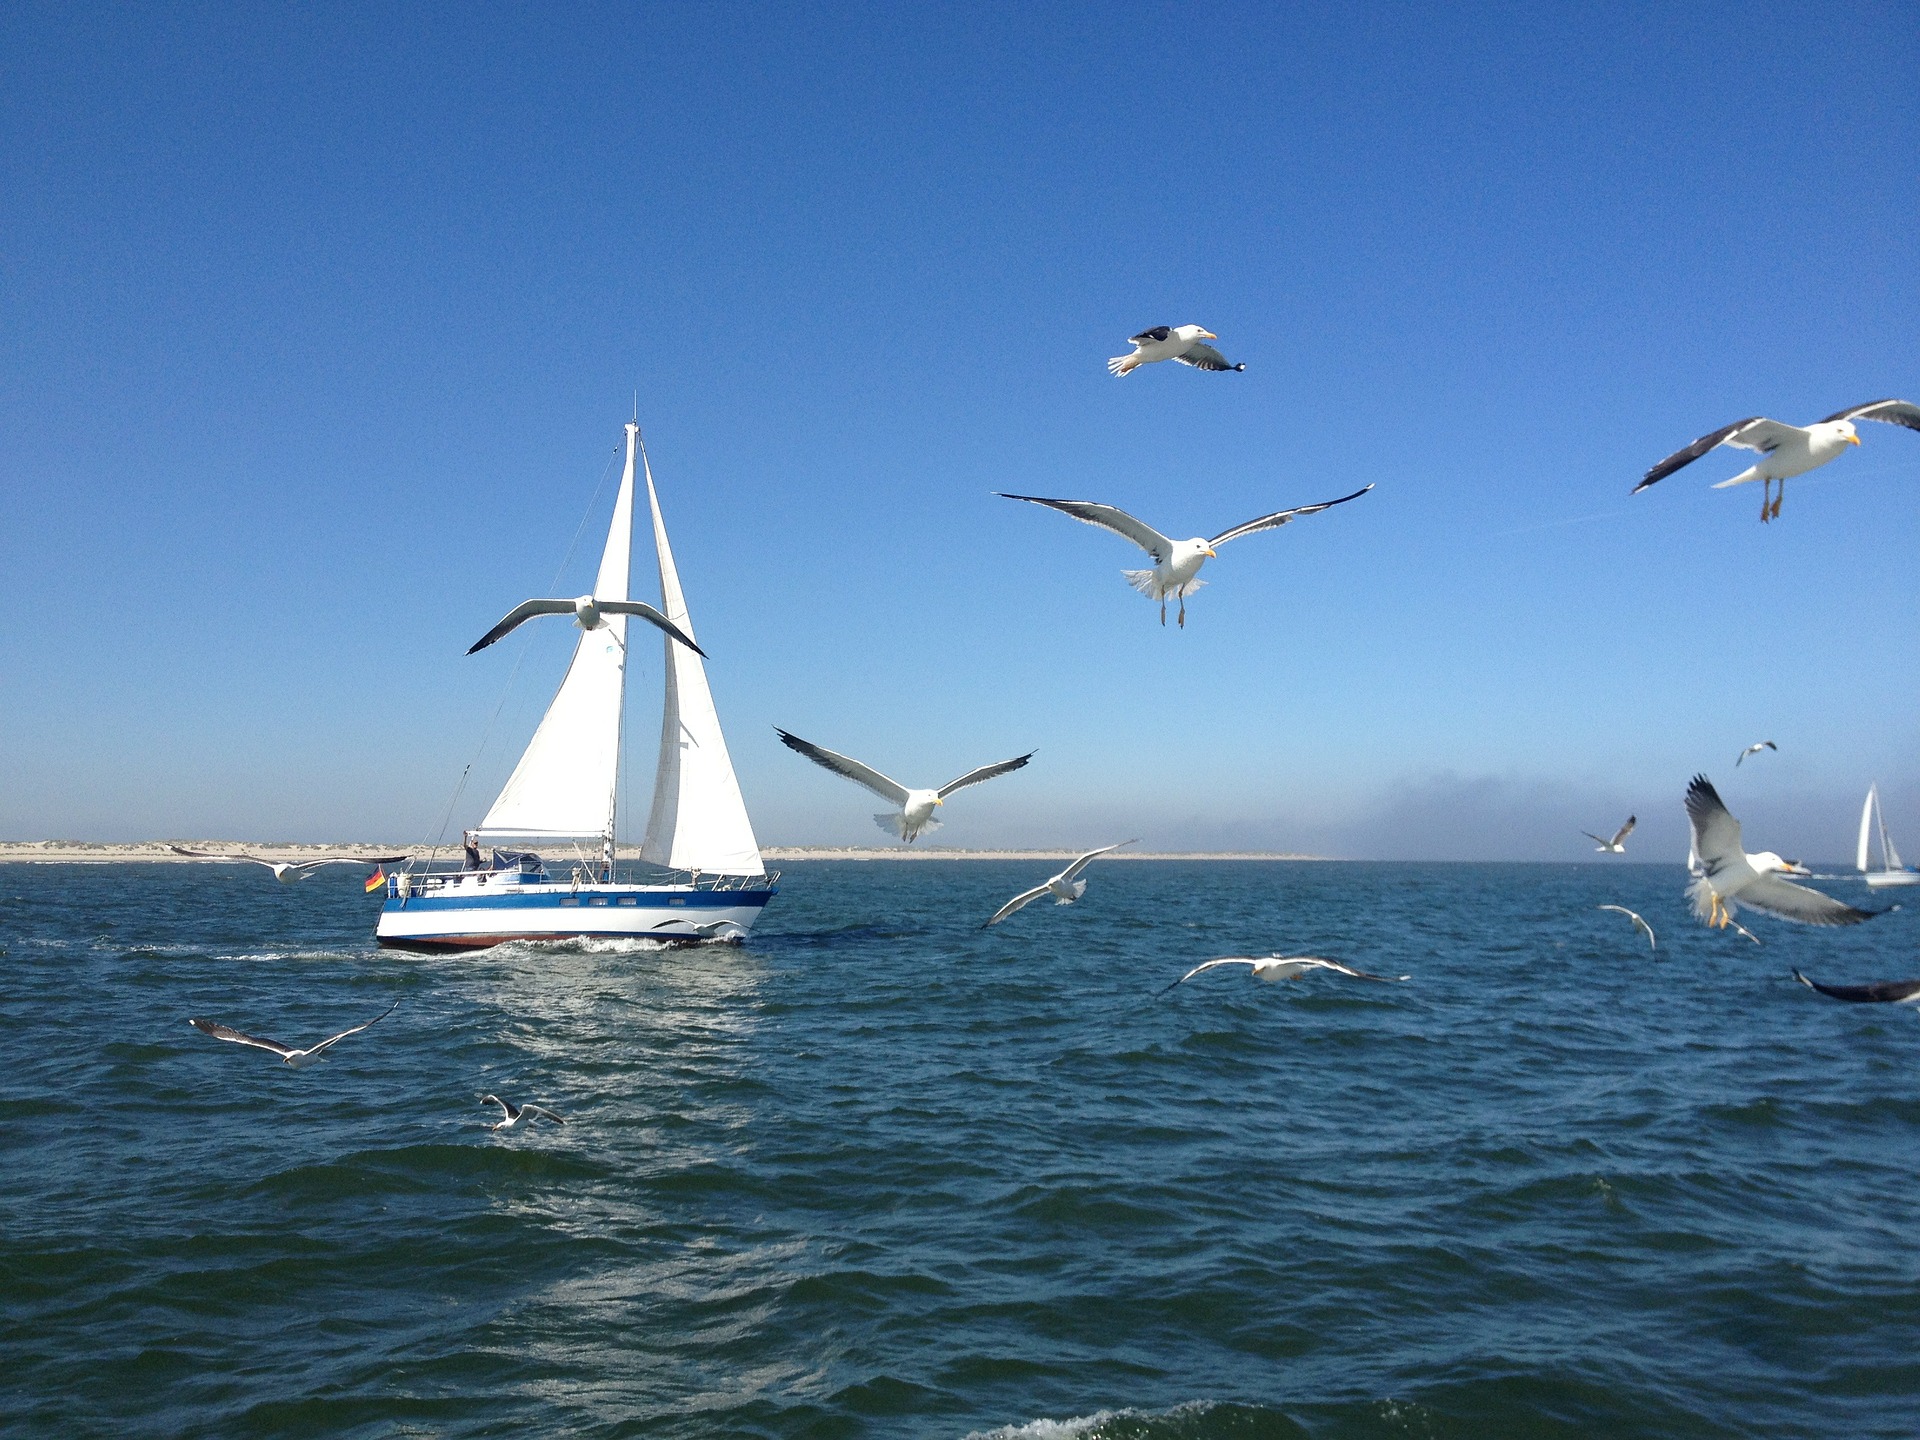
[3,3,1914,862]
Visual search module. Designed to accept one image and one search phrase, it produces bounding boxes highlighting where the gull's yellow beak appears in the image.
[1848,432,1861,446]
[1198,330,1217,340]
[1204,546,1217,557]
[934,797,944,806]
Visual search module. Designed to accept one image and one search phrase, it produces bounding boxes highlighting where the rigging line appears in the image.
[421,436,626,861]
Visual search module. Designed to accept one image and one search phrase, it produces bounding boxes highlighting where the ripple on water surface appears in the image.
[2,860,1919,1437]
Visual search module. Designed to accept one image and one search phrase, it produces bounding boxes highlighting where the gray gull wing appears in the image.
[1817,398,1920,431]
[774,731,912,805]
[936,752,1035,798]
[1208,485,1373,547]
[997,495,1177,564]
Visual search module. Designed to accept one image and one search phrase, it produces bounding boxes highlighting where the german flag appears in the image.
[365,868,388,894]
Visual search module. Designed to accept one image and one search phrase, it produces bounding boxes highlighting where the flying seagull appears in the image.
[1792,969,1920,1006]
[1107,325,1245,377]
[1158,954,1409,995]
[983,841,1136,927]
[774,729,1034,842]
[482,1094,567,1131]
[1685,774,1878,930]
[1597,904,1657,950]
[170,846,405,883]
[1735,741,1777,767]
[188,1000,399,1068]
[1633,399,1920,522]
[998,485,1372,627]
[468,593,704,656]
[1583,816,1636,853]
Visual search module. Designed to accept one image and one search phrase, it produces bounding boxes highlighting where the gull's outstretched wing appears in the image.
[1128,326,1172,345]
[997,494,1176,563]
[467,599,577,653]
[1818,398,1920,432]
[774,730,912,805]
[171,846,273,867]
[1610,816,1637,847]
[1634,417,1789,492]
[1684,776,1747,879]
[1059,839,1136,883]
[189,1018,296,1058]
[598,600,707,657]
[1737,875,1879,927]
[521,1104,567,1125]
[1174,343,1244,372]
[306,1000,401,1057]
[281,855,407,874]
[1598,905,1656,949]
[467,598,704,656]
[1289,955,1410,983]
[1581,831,1609,847]
[983,884,1051,928]
[1208,486,1373,547]
[936,752,1036,798]
[1793,969,1920,1003]
[1157,957,1259,994]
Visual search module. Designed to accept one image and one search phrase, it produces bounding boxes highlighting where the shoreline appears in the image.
[0,841,1327,864]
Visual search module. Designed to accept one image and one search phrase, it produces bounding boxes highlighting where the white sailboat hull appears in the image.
[1864,871,1920,889]
[374,876,775,951]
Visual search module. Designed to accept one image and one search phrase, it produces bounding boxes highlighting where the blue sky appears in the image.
[2,2,1915,859]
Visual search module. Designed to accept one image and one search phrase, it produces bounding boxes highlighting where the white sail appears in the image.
[638,443,765,876]
[1859,786,1877,873]
[477,431,636,841]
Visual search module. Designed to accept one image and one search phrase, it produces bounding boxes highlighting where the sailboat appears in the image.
[1857,784,1920,889]
[375,421,777,950]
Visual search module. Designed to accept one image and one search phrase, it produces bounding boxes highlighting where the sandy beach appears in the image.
[0,841,1325,864]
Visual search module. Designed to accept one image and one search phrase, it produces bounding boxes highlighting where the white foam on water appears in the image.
[962,1413,1118,1440]
[963,1402,1217,1440]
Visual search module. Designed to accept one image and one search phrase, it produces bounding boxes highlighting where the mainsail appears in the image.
[477,430,636,842]
[638,443,765,876]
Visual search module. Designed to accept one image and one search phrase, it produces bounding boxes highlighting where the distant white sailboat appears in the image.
[376,420,777,950]
[1857,784,1920,889]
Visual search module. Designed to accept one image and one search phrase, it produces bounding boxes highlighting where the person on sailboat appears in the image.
[463,831,484,871]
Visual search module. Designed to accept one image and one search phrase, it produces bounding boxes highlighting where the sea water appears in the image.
[3,860,1917,1437]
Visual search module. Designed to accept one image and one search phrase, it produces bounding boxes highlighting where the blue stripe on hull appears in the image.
[383,888,772,914]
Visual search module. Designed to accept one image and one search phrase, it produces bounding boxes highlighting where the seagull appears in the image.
[188,1000,399,1068]
[1685,774,1878,930]
[481,1094,567,1131]
[468,593,704,656]
[1792,969,1920,1006]
[998,486,1372,627]
[1735,741,1777,767]
[170,846,406,883]
[1158,954,1409,995]
[983,841,1136,927]
[1583,816,1636,853]
[1633,399,1920,521]
[1107,325,1245,376]
[774,729,1035,842]
[1597,905,1656,950]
